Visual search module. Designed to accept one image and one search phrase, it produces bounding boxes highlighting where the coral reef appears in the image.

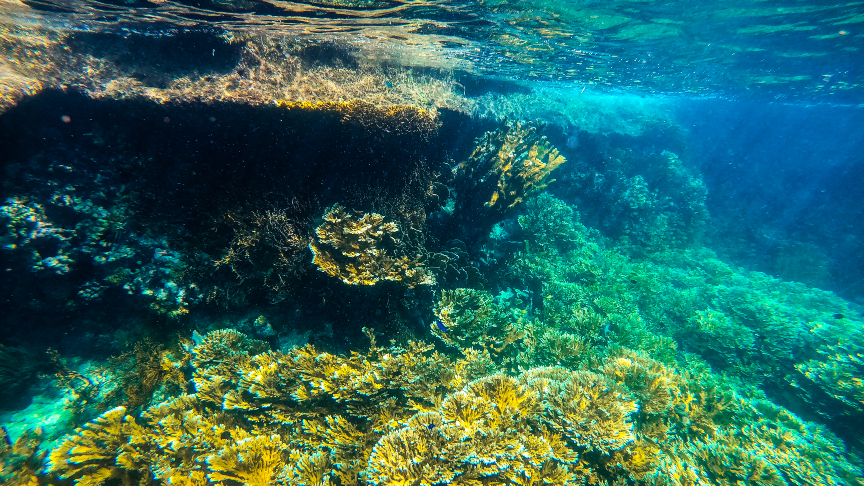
[311,204,434,287]
[794,318,864,414]
[365,373,583,486]
[44,328,497,486]
[509,193,864,449]
[0,196,75,274]
[555,142,708,253]
[275,100,441,141]
[36,327,862,486]
[0,187,200,318]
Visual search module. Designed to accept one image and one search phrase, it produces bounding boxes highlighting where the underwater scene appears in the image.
[2,0,864,484]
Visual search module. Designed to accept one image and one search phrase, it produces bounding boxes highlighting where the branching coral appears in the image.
[310,204,434,287]
[509,192,864,442]
[454,121,566,219]
[518,193,582,251]
[37,328,864,486]
[432,289,525,366]
[794,320,864,414]
[0,426,48,486]
[523,367,637,455]
[365,374,582,486]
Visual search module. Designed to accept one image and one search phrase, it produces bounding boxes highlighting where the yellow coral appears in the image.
[40,329,864,486]
[365,374,582,486]
[48,407,142,486]
[310,204,434,287]
[206,433,290,486]
[0,426,47,486]
[523,367,637,454]
[457,121,566,214]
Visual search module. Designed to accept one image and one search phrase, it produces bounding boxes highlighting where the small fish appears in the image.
[384,80,393,89]
[425,423,436,431]
[435,319,448,333]
[833,313,845,319]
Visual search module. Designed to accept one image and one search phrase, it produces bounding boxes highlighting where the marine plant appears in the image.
[214,207,313,301]
[274,100,441,141]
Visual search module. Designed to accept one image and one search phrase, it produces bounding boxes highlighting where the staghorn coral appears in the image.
[101,337,188,411]
[517,193,582,251]
[310,204,434,287]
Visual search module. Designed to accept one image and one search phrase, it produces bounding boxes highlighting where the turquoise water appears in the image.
[1,0,863,484]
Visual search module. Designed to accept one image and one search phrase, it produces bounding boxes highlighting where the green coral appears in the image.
[510,193,864,431]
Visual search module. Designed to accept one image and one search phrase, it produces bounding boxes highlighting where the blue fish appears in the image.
[435,319,448,333]
[384,80,393,89]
